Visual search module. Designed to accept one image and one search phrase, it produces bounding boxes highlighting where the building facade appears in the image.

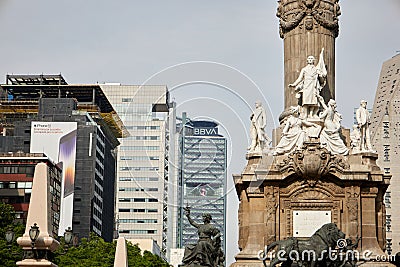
[0,74,123,242]
[0,152,62,236]
[370,54,400,255]
[101,84,172,254]
[175,114,227,263]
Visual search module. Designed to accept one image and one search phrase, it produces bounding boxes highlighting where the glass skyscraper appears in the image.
[176,114,227,258]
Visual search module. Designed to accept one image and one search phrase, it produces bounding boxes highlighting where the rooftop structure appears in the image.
[0,75,128,139]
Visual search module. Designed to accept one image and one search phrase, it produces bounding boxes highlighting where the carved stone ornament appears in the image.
[276,0,341,38]
[279,141,349,186]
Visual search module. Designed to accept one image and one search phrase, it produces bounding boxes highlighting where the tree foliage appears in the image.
[0,203,25,267]
[53,233,170,267]
[0,203,170,266]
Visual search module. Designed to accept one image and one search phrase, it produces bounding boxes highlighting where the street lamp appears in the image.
[29,223,40,249]
[64,227,73,247]
[5,227,15,248]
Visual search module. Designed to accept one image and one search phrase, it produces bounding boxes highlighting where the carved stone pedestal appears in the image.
[232,142,393,267]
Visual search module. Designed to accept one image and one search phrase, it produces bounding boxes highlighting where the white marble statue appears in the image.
[289,48,327,119]
[317,95,349,155]
[248,101,271,153]
[274,106,317,155]
[356,100,374,152]
[350,124,361,154]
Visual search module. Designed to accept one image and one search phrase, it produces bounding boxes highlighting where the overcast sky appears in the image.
[1,1,399,265]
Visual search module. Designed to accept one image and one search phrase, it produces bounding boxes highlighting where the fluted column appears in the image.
[277,0,341,109]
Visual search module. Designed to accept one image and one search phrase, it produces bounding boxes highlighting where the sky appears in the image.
[0,0,399,265]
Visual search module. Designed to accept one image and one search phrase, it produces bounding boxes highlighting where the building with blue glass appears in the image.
[175,113,227,262]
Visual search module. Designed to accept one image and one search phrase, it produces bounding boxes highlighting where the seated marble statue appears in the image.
[274,106,317,155]
[181,207,224,267]
[317,95,349,155]
[350,124,361,154]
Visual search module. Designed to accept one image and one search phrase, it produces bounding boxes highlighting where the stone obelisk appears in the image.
[277,0,341,108]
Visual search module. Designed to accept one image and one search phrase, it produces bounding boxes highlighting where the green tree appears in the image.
[54,233,116,266]
[0,203,25,267]
[54,233,171,267]
[0,203,171,266]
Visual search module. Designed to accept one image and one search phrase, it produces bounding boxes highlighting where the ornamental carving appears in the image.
[265,187,278,221]
[279,141,349,186]
[264,187,278,244]
[346,187,360,238]
[293,189,329,201]
[276,0,341,38]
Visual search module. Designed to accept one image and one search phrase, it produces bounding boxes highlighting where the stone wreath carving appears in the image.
[276,0,341,38]
[279,141,349,186]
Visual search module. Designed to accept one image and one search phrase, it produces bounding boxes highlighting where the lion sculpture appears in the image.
[263,223,345,267]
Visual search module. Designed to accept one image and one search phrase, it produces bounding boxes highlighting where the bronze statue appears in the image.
[261,223,345,267]
[181,207,224,267]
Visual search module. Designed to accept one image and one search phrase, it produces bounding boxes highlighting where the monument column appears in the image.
[277,0,341,108]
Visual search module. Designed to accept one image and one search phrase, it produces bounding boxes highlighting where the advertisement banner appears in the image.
[30,121,78,236]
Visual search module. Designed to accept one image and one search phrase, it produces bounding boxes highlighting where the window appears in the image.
[119,177,158,182]
[120,146,159,151]
[118,208,158,213]
[119,209,130,212]
[133,209,146,212]
[120,156,159,161]
[125,126,160,130]
[118,198,158,203]
[119,219,157,224]
[119,187,158,192]
[120,167,159,171]
[119,230,157,234]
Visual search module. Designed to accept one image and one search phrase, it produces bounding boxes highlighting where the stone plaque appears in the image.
[293,210,331,237]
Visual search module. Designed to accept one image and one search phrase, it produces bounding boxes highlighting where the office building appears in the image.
[174,114,227,265]
[101,84,172,254]
[0,152,62,236]
[0,74,124,242]
[370,54,400,254]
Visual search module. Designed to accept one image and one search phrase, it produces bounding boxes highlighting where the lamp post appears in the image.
[28,223,40,259]
[5,227,15,249]
[64,227,73,252]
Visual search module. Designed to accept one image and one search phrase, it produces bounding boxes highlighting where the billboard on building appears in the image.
[30,122,77,236]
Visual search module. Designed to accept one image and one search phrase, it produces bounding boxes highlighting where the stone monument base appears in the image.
[358,262,395,267]
[16,259,57,267]
[230,260,264,267]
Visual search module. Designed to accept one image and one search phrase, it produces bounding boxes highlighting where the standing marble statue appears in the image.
[289,48,327,119]
[274,106,318,155]
[317,95,348,155]
[356,100,373,152]
[181,207,224,267]
[248,101,271,152]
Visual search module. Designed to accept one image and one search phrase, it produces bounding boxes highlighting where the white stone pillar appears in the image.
[114,237,128,267]
[16,163,60,267]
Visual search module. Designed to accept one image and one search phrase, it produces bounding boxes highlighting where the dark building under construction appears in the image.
[0,74,126,242]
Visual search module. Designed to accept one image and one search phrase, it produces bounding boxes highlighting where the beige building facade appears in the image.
[370,54,400,255]
[101,84,170,254]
